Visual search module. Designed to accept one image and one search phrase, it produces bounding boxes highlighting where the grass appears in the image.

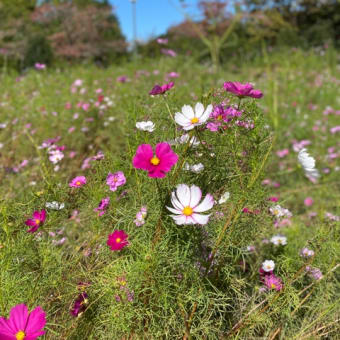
[0,47,339,339]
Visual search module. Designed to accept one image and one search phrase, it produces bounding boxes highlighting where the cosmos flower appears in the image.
[305,266,323,280]
[70,292,89,317]
[167,184,214,225]
[223,81,263,98]
[134,206,147,226]
[136,121,155,132]
[106,171,126,191]
[264,274,283,291]
[218,192,230,204]
[157,38,168,44]
[0,303,46,339]
[107,230,129,251]
[149,82,174,95]
[270,235,287,246]
[45,201,65,210]
[94,197,110,216]
[269,205,292,218]
[298,148,320,180]
[25,210,46,233]
[34,63,46,70]
[69,176,86,188]
[48,149,64,164]
[175,103,213,131]
[132,142,178,178]
[304,197,314,206]
[262,260,275,272]
[300,247,315,257]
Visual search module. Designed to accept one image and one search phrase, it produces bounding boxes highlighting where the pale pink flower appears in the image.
[167,184,214,225]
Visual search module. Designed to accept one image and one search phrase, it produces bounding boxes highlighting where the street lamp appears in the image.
[130,0,137,59]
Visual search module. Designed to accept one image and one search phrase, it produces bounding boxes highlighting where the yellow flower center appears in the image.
[191,117,199,124]
[116,238,121,243]
[16,331,25,340]
[76,181,81,186]
[35,219,41,225]
[182,206,193,216]
[217,115,223,120]
[273,209,279,215]
[150,157,160,165]
[271,283,276,289]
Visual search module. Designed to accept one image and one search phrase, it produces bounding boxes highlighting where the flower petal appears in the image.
[181,105,195,119]
[175,112,191,128]
[189,185,202,208]
[194,102,204,118]
[199,104,213,122]
[170,214,187,225]
[25,306,46,336]
[171,192,184,210]
[8,304,28,333]
[176,184,191,207]
[132,144,153,170]
[166,206,182,215]
[191,213,210,225]
[193,194,214,213]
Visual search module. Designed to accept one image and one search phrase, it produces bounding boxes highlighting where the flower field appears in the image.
[0,48,339,339]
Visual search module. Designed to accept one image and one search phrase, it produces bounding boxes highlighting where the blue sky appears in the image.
[110,0,201,42]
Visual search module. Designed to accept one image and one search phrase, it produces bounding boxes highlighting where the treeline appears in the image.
[0,0,339,70]
[138,0,340,61]
[0,0,126,70]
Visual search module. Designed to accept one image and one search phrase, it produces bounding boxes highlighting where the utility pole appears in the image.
[130,0,137,60]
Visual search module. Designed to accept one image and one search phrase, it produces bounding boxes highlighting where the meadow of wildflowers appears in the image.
[0,47,339,339]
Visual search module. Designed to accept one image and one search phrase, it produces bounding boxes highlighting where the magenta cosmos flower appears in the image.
[25,210,46,233]
[149,82,174,95]
[223,82,263,99]
[106,171,126,191]
[132,142,178,178]
[264,274,283,291]
[69,176,86,188]
[0,303,46,340]
[107,230,129,251]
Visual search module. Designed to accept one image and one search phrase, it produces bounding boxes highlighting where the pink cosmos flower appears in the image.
[304,197,314,207]
[157,38,168,44]
[161,48,177,57]
[276,149,289,158]
[166,184,214,225]
[107,230,129,251]
[149,82,174,95]
[223,81,263,98]
[330,126,340,134]
[116,76,129,83]
[132,142,178,178]
[34,63,46,70]
[0,303,46,339]
[106,171,126,191]
[94,197,110,216]
[25,210,46,233]
[264,274,283,291]
[69,176,86,188]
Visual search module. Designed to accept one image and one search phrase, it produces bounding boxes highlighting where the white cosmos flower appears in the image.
[136,121,155,132]
[45,201,65,210]
[218,192,230,204]
[262,260,275,272]
[167,184,214,225]
[175,103,213,130]
[190,163,204,173]
[298,148,320,179]
[270,235,287,246]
